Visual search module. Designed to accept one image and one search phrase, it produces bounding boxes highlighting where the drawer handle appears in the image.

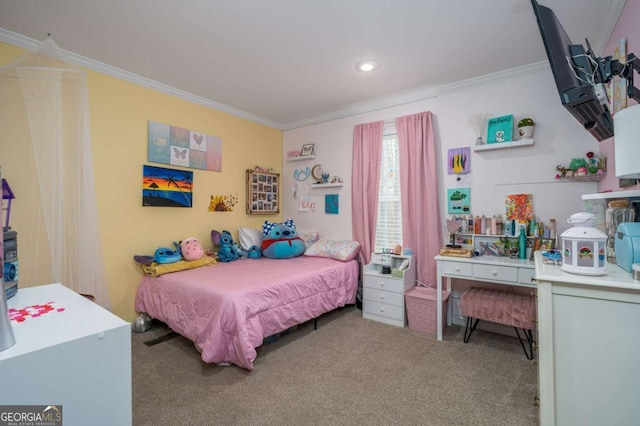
[380,307,384,312]
[380,282,384,287]
[491,270,498,276]
[455,267,460,272]
[380,294,384,300]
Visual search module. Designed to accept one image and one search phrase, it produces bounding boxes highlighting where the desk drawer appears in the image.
[363,287,404,307]
[473,264,517,283]
[442,261,472,277]
[364,276,405,293]
[518,268,535,285]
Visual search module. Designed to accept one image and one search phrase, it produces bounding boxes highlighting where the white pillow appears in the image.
[238,227,263,250]
[304,238,360,261]
[298,230,320,248]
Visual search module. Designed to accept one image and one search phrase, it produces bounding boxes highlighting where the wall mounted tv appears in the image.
[530,0,614,141]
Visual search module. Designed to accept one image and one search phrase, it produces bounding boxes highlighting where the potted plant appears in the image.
[517,117,535,138]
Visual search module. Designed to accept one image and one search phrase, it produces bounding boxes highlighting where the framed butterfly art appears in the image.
[148,120,222,171]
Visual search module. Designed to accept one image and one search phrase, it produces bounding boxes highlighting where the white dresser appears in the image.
[362,254,415,327]
[0,283,132,426]
[534,252,640,426]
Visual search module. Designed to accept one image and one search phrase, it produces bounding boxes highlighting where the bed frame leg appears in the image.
[313,318,317,330]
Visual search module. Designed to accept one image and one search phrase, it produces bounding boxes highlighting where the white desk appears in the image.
[0,283,132,426]
[434,255,536,341]
[534,252,640,425]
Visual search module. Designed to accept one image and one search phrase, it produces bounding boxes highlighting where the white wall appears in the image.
[282,65,601,242]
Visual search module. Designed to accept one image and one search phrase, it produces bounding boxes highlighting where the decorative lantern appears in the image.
[561,212,607,275]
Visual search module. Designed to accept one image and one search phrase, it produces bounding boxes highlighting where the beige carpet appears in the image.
[132,306,539,426]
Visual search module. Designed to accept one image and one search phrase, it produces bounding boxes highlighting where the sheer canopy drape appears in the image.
[0,37,109,307]
[396,111,441,288]
[351,121,384,265]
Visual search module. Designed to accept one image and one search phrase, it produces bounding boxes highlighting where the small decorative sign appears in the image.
[447,147,470,174]
[301,143,315,156]
[325,194,339,214]
[447,187,471,214]
[487,114,514,144]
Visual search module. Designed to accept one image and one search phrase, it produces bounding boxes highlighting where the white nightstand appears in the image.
[362,254,416,327]
[0,283,132,426]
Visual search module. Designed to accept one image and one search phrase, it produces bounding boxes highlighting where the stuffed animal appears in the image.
[180,237,205,261]
[217,230,240,262]
[153,247,181,264]
[247,245,262,259]
[261,219,305,259]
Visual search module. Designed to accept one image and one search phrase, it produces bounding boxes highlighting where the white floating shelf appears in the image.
[286,155,315,161]
[582,189,640,200]
[473,138,534,152]
[310,183,344,188]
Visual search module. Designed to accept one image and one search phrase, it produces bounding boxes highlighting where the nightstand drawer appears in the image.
[363,287,404,307]
[442,261,472,277]
[364,276,405,293]
[473,264,517,283]
[363,300,404,322]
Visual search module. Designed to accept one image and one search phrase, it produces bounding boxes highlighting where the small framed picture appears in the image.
[301,143,314,156]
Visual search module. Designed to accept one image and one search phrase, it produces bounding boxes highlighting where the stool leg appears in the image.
[463,317,479,343]
[514,327,534,360]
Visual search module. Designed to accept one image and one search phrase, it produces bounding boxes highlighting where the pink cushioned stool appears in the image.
[460,287,536,359]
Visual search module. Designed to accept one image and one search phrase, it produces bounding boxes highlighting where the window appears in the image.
[374,131,402,252]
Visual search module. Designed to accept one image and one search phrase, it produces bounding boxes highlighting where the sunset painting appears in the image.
[142,165,193,207]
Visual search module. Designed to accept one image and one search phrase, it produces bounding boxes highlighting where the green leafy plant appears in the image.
[517,118,535,127]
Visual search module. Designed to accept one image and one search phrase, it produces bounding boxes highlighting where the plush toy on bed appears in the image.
[180,237,205,261]
[261,218,305,259]
[217,230,240,262]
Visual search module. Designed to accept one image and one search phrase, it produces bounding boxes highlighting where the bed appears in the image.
[135,255,359,370]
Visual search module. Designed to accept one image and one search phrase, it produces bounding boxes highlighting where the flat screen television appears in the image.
[530,0,613,141]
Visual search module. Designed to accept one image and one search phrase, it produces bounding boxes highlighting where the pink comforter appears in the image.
[135,256,358,370]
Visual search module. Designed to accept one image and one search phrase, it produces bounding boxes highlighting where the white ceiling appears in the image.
[0,0,625,130]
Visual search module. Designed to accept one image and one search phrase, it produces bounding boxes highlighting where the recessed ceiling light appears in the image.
[356,60,378,72]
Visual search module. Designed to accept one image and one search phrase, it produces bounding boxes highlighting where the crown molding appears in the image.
[0,28,283,130]
[280,61,549,130]
[0,27,552,132]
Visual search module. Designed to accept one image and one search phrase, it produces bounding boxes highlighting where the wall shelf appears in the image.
[473,138,534,152]
[286,155,315,161]
[556,174,604,183]
[582,189,640,200]
[310,183,344,188]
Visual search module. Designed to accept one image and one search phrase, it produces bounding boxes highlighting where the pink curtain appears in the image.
[395,112,441,287]
[351,121,384,264]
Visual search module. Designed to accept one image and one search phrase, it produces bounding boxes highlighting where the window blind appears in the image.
[375,133,402,252]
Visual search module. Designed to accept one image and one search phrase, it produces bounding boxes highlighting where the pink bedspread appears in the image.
[135,256,358,370]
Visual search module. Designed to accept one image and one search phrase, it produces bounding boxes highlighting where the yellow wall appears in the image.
[0,41,282,320]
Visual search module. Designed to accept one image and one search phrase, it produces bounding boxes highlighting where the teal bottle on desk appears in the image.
[518,225,526,259]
